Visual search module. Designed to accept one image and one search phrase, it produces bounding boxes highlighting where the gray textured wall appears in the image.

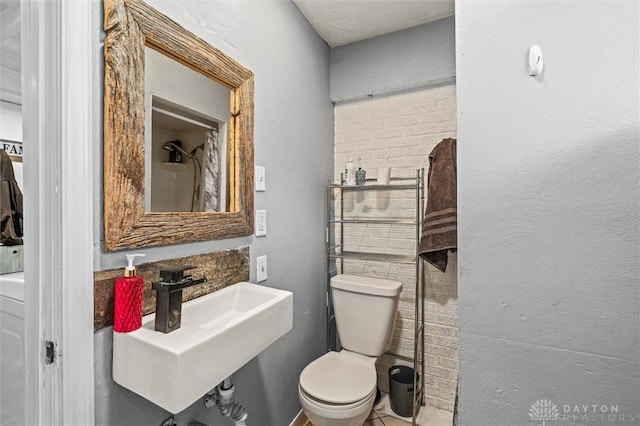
[92,1,333,424]
[456,2,640,425]
[329,16,455,103]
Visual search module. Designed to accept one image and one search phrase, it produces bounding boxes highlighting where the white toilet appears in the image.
[298,274,402,426]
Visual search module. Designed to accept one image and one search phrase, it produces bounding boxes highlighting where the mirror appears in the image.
[145,47,231,213]
[104,0,254,250]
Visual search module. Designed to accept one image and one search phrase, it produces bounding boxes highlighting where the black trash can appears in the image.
[388,365,417,417]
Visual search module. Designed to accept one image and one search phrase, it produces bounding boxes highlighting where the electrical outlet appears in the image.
[255,210,267,237]
[256,255,267,282]
[255,166,266,191]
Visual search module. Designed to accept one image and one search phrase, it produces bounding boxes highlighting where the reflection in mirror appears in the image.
[144,47,230,213]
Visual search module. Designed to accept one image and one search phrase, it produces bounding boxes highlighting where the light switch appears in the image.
[255,210,267,237]
[255,166,266,191]
[256,255,267,282]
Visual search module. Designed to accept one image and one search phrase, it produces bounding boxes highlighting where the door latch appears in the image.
[45,340,56,364]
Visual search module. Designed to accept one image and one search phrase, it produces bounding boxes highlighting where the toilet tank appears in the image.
[331,274,402,357]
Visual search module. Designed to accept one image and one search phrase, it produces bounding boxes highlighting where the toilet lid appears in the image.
[299,352,376,404]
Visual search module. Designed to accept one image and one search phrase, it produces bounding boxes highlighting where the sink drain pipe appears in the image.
[204,376,248,426]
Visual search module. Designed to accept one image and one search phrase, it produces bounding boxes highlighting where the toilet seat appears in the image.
[298,383,376,425]
[298,384,376,411]
[299,351,377,404]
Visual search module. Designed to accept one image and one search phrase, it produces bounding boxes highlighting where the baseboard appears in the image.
[289,409,310,426]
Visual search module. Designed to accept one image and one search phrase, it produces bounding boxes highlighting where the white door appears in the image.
[22,1,94,424]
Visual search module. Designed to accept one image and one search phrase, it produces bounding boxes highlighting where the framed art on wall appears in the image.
[0,139,22,162]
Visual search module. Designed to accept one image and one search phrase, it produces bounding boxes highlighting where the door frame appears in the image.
[22,0,95,424]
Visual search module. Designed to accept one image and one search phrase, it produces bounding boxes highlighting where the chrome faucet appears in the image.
[153,266,207,333]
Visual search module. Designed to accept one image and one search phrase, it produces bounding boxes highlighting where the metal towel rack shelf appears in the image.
[325,168,425,425]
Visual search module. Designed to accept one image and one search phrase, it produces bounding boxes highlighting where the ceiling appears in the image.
[0,0,455,103]
[0,0,21,104]
[292,0,454,48]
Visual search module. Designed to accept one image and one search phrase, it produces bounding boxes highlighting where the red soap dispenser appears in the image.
[114,253,145,333]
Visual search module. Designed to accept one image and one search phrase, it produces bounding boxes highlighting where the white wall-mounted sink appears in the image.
[113,281,293,413]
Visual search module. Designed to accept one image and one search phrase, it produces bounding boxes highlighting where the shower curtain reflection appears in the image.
[202,128,220,212]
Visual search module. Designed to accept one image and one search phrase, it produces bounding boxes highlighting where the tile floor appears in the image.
[363,393,453,426]
[364,411,412,426]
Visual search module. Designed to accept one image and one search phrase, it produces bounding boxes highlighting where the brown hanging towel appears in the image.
[418,138,456,272]
[0,149,23,245]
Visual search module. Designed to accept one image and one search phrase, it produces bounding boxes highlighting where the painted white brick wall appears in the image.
[333,85,458,412]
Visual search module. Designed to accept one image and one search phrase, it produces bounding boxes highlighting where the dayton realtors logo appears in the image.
[529,399,638,424]
[562,403,636,423]
[529,399,559,426]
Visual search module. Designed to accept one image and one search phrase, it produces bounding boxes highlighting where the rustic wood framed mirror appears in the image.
[104,0,254,250]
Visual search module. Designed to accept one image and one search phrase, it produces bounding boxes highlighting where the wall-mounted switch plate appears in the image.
[255,166,266,191]
[256,255,267,282]
[255,210,267,237]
